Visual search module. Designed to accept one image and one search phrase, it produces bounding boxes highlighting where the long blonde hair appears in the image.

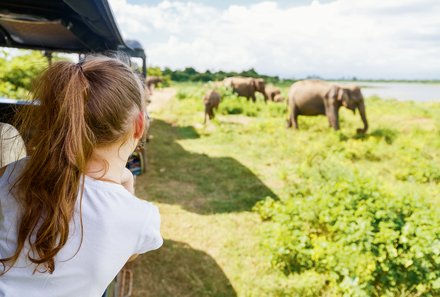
[1,56,145,274]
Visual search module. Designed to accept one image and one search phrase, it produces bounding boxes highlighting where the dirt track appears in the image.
[147,88,176,113]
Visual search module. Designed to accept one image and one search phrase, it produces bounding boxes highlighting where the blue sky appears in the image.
[110,0,440,79]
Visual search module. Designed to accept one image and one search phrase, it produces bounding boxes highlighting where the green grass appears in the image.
[131,84,440,296]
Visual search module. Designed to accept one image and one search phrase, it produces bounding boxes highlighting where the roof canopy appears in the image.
[0,0,145,58]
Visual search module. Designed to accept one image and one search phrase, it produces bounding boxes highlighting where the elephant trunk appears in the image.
[357,100,368,133]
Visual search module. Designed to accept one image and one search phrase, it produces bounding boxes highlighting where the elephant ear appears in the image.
[327,86,349,107]
[337,88,345,102]
[326,86,340,101]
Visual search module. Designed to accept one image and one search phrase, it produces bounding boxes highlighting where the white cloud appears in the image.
[109,0,440,79]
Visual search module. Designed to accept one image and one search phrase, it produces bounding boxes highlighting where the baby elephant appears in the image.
[265,85,283,102]
[203,90,221,123]
[273,93,285,103]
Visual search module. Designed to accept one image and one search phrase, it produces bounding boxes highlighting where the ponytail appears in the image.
[1,62,92,274]
[1,57,144,274]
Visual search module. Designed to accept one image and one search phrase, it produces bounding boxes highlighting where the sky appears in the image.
[108,0,440,79]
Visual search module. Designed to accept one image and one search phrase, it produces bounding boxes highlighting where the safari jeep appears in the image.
[0,1,149,296]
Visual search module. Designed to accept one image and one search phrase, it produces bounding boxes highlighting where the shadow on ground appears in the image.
[131,240,237,297]
[136,119,278,214]
[338,128,399,144]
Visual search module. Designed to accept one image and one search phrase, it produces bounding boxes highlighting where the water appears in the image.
[347,82,440,102]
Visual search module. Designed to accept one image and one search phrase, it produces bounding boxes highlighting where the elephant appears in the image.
[223,77,268,102]
[265,85,284,102]
[273,93,285,103]
[203,90,221,123]
[287,80,368,133]
[146,76,164,95]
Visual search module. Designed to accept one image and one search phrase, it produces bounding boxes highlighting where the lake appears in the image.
[342,82,440,102]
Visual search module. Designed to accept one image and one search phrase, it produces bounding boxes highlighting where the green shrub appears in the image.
[254,161,440,296]
[395,151,440,184]
[266,101,287,117]
[218,96,260,117]
[0,81,29,99]
[176,89,188,100]
[0,50,67,99]
[1,51,47,90]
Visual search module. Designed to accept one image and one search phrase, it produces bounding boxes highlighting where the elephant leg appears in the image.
[327,106,340,130]
[293,108,299,129]
[287,105,299,129]
[251,93,256,103]
[204,105,209,124]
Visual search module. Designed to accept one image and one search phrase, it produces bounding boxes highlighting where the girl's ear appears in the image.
[133,111,145,140]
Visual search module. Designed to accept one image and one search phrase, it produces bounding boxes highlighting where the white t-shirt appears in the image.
[0,158,163,297]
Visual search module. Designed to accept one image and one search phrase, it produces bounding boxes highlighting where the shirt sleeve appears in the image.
[134,202,163,254]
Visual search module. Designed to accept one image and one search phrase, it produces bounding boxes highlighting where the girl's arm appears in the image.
[122,167,139,261]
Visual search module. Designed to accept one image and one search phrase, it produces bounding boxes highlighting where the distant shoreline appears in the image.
[331,79,440,85]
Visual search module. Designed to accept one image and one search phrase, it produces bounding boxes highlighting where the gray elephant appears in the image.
[265,85,284,102]
[203,90,221,123]
[146,76,164,95]
[223,77,268,102]
[273,93,285,103]
[287,80,368,133]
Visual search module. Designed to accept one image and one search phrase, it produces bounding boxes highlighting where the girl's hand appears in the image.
[121,167,135,194]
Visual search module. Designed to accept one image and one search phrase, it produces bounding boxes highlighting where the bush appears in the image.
[254,161,440,296]
[219,97,260,116]
[395,151,440,184]
[0,81,29,99]
[0,51,47,90]
[0,50,67,99]
[176,89,188,100]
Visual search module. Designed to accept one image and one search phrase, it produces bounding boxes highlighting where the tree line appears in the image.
[148,66,293,84]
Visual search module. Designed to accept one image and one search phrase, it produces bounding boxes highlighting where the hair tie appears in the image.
[77,61,84,72]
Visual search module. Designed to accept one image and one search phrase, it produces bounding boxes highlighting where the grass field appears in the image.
[131,83,440,296]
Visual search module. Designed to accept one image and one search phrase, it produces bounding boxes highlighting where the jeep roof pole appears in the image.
[43,51,53,67]
[143,56,147,78]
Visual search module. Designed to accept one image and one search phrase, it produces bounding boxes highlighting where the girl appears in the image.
[0,56,162,296]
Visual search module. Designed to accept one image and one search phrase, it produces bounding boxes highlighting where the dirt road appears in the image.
[147,88,176,113]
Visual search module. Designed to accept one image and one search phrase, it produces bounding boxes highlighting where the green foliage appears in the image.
[254,161,440,296]
[161,66,290,84]
[1,51,47,90]
[175,84,206,101]
[0,50,66,99]
[219,96,259,117]
[151,83,440,296]
[395,149,440,183]
[0,81,29,99]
